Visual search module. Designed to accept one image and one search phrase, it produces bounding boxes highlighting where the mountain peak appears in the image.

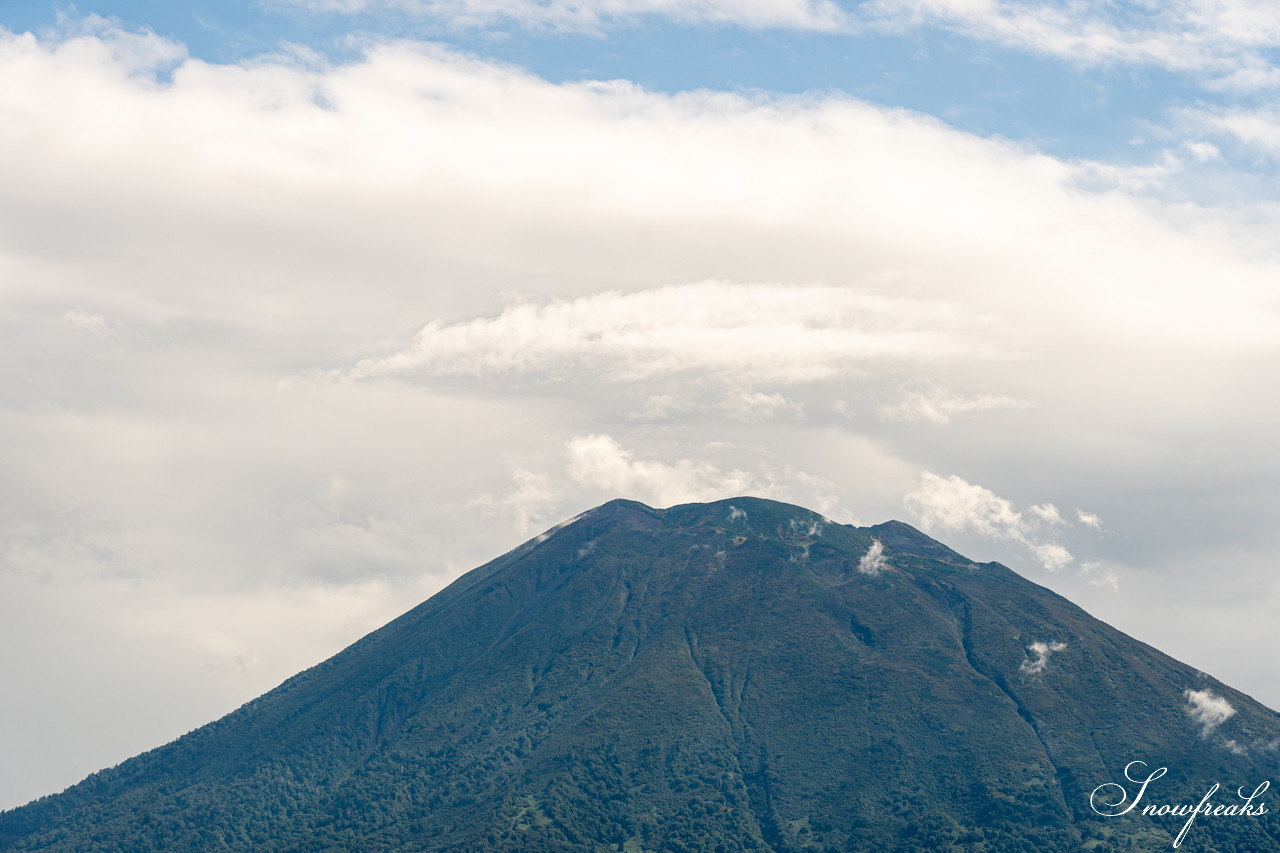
[544,497,965,577]
[4,497,1278,852]
[866,518,973,565]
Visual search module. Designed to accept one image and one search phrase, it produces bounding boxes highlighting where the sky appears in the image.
[3,0,1280,811]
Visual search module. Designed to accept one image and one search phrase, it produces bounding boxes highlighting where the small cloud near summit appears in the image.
[905,472,1076,572]
[1076,509,1103,529]
[1029,503,1064,525]
[858,539,887,575]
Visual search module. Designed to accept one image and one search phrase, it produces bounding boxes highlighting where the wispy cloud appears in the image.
[1030,542,1073,571]
[565,433,761,507]
[720,390,805,422]
[858,538,888,574]
[1030,503,1065,525]
[904,472,1094,573]
[875,387,1028,426]
[1076,508,1102,529]
[467,468,557,533]
[1080,560,1119,589]
[1184,105,1280,157]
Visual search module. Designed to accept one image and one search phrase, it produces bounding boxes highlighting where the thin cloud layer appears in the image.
[344,282,1012,387]
[876,387,1028,426]
[1080,560,1119,590]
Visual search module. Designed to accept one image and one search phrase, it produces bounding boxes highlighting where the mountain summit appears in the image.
[3,497,1278,851]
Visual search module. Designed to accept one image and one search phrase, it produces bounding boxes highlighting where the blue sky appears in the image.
[4,0,1280,813]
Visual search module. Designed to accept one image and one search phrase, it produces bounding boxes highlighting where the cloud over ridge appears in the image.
[905,472,1100,574]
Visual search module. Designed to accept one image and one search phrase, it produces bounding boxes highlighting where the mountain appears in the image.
[3,497,1279,852]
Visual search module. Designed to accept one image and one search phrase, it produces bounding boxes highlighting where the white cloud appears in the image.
[1020,640,1066,674]
[1070,150,1192,196]
[1031,542,1073,571]
[1185,140,1223,163]
[903,475,1112,578]
[1185,687,1237,737]
[4,22,1273,365]
[342,281,1012,388]
[1076,508,1103,529]
[858,538,888,574]
[272,0,849,33]
[565,433,760,507]
[904,472,1076,571]
[31,14,189,77]
[635,394,683,421]
[876,387,1028,425]
[1030,502,1064,525]
[905,471,1027,540]
[720,390,805,422]
[470,435,844,518]
[1187,106,1280,156]
[64,308,109,331]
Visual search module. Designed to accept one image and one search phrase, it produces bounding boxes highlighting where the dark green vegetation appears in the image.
[3,497,1279,852]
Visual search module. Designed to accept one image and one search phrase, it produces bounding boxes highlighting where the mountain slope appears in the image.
[2,497,1278,852]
